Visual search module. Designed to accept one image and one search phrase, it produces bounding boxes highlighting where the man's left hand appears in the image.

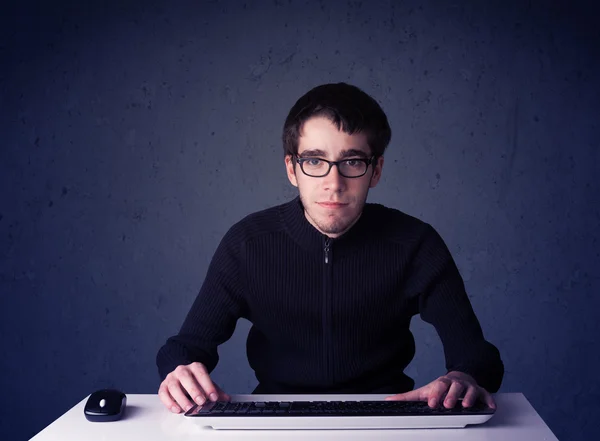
[384,371,496,409]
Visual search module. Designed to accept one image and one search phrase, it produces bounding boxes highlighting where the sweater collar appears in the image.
[280,196,371,255]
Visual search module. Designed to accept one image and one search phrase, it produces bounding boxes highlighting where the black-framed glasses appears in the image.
[295,156,376,178]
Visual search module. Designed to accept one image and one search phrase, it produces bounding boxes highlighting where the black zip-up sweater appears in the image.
[156,197,504,394]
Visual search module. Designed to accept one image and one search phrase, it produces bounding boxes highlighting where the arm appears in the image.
[404,223,504,393]
[156,226,248,381]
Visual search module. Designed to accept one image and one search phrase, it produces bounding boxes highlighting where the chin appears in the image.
[319,217,354,235]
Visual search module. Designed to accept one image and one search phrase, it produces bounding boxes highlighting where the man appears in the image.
[156,82,504,414]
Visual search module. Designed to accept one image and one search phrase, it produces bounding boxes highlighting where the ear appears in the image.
[285,155,298,187]
[369,156,384,188]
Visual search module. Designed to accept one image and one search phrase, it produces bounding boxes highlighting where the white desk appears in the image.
[30,393,559,440]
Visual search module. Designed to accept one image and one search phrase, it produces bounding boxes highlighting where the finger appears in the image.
[428,377,451,408]
[189,362,220,402]
[482,390,496,409]
[178,365,208,405]
[167,378,195,413]
[385,388,423,401]
[442,380,466,408]
[214,383,231,401]
[461,386,478,408]
[158,383,182,413]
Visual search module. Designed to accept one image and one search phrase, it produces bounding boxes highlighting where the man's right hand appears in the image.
[158,362,231,413]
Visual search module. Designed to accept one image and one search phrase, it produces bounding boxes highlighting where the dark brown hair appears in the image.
[282,83,392,159]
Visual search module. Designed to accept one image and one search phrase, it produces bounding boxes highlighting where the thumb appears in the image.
[215,383,231,401]
[385,389,422,401]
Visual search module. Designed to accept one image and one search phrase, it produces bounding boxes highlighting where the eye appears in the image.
[344,159,362,167]
[306,158,323,166]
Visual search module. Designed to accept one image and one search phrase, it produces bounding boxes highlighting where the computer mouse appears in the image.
[84,388,127,422]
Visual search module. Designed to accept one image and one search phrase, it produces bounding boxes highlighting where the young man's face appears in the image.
[285,116,384,238]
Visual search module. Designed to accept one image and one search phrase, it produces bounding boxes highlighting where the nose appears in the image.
[323,163,346,193]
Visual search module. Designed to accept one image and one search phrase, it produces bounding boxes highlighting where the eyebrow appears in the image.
[298,148,370,159]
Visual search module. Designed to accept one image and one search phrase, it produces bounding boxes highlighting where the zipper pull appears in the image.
[324,239,331,264]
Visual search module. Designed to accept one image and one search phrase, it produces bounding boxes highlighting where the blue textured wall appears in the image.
[1,1,598,440]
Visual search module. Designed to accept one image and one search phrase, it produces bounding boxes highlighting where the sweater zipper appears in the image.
[323,238,332,384]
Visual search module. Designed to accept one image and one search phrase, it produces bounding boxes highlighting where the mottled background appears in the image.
[1,0,598,440]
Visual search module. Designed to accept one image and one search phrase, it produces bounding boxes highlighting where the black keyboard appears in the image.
[187,399,494,417]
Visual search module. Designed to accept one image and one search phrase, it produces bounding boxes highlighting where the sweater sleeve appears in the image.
[156,226,248,381]
[404,223,504,393]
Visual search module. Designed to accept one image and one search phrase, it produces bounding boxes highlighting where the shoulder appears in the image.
[363,202,439,244]
[221,200,290,245]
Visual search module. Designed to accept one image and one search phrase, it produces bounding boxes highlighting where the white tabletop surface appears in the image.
[30,393,559,441]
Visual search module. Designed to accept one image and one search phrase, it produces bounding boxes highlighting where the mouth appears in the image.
[318,202,349,209]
